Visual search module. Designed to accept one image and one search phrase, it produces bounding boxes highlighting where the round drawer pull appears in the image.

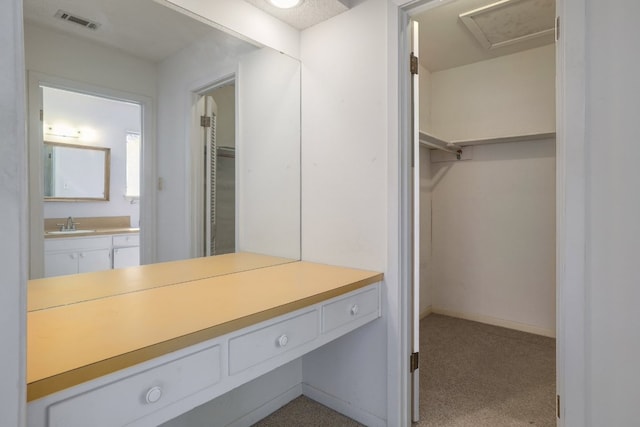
[145,386,162,404]
[350,304,359,316]
[277,334,289,347]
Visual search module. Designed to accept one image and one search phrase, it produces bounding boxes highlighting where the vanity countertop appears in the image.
[27,259,383,401]
[28,252,295,311]
[43,216,140,239]
[44,227,140,239]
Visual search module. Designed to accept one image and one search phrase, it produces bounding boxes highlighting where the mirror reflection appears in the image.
[43,141,110,201]
[24,0,301,309]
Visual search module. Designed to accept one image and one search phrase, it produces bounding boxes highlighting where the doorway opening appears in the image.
[191,78,237,258]
[31,83,147,278]
[407,0,557,424]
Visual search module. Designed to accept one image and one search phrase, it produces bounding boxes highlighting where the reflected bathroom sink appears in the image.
[46,229,96,235]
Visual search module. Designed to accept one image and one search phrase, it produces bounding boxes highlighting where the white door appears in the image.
[410,19,421,423]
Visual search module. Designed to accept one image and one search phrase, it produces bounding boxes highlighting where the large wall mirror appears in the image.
[24,0,301,308]
[43,141,110,201]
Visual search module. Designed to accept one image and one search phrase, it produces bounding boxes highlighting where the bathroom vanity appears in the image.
[43,216,141,278]
[27,256,383,427]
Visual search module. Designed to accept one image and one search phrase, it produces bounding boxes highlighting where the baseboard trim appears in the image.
[420,305,433,319]
[302,383,386,427]
[431,307,556,338]
[227,383,302,427]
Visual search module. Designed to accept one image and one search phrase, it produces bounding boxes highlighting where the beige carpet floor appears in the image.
[253,314,556,426]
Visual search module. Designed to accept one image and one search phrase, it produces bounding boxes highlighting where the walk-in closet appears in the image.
[416,0,557,424]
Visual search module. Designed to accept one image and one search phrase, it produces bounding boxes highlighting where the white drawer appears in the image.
[44,236,111,252]
[113,234,140,247]
[229,310,318,375]
[47,345,221,427]
[322,286,379,333]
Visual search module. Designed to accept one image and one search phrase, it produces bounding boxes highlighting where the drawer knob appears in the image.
[350,304,359,316]
[277,334,289,347]
[145,386,163,404]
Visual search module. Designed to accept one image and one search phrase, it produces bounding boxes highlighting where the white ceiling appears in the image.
[23,0,252,63]
[23,0,354,62]
[23,0,554,72]
[244,0,351,30]
[414,0,555,72]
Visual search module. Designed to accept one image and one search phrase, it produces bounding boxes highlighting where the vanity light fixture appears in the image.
[45,125,81,139]
[268,0,303,9]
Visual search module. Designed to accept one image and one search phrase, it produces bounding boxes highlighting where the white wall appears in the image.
[585,0,640,424]
[300,0,387,272]
[300,0,390,425]
[0,1,26,425]
[155,31,255,262]
[236,48,301,260]
[24,24,156,99]
[42,87,141,226]
[429,44,556,142]
[428,140,556,335]
[419,43,557,335]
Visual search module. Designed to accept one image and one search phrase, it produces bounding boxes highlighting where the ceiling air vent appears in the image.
[54,9,101,30]
[459,0,554,50]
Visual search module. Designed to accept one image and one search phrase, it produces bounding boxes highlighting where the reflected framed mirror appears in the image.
[43,141,110,201]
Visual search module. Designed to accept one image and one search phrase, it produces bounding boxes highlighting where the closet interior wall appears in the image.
[420,44,556,337]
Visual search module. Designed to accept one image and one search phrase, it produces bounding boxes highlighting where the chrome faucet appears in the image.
[57,216,78,231]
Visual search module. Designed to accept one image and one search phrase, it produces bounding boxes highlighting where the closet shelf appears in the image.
[420,131,556,149]
[419,132,462,158]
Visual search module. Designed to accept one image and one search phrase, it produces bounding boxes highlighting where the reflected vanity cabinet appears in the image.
[112,234,141,269]
[44,233,140,277]
[44,236,112,277]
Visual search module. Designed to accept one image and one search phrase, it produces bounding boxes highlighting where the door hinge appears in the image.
[200,115,212,127]
[556,394,561,418]
[410,352,420,372]
[556,16,560,41]
[410,53,419,75]
[40,109,44,121]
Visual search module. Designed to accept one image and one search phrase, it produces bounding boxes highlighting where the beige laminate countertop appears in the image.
[27,259,383,401]
[44,227,140,239]
[28,252,295,311]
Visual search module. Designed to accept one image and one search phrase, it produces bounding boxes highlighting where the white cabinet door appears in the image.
[44,236,115,277]
[113,246,140,269]
[78,249,112,274]
[44,252,78,278]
